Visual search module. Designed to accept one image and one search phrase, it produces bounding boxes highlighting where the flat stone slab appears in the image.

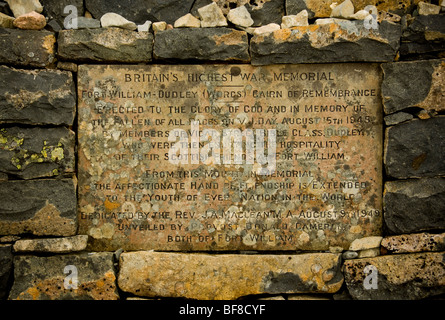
[77,64,383,251]
[8,252,118,300]
[13,235,88,253]
[154,28,250,62]
[381,232,445,254]
[384,117,445,179]
[0,29,55,68]
[344,252,445,300]
[58,28,153,63]
[250,20,401,65]
[118,251,343,299]
[0,179,77,236]
[0,126,75,179]
[0,65,76,126]
[382,59,445,114]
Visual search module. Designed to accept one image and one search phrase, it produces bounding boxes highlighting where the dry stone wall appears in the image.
[0,0,444,302]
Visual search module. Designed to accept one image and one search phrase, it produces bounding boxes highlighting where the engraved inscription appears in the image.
[77,64,383,251]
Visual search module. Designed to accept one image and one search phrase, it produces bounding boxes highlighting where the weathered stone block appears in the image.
[344,252,445,300]
[40,0,84,26]
[58,28,153,63]
[0,244,12,299]
[0,29,55,68]
[118,252,343,300]
[0,66,76,126]
[0,178,77,236]
[246,0,285,26]
[13,235,88,253]
[0,127,75,179]
[384,117,445,178]
[384,178,445,235]
[154,27,250,62]
[381,232,445,254]
[400,14,445,60]
[8,252,118,300]
[85,0,195,25]
[250,20,401,64]
[382,59,445,114]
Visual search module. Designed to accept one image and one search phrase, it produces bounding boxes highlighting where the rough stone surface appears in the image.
[281,10,309,29]
[400,14,445,60]
[330,0,354,19]
[0,179,77,236]
[13,11,46,30]
[154,27,249,62]
[137,20,152,32]
[40,0,85,26]
[384,117,445,178]
[118,252,343,299]
[198,2,228,27]
[77,17,101,29]
[174,13,201,28]
[85,0,195,25]
[252,22,281,35]
[0,29,56,68]
[100,12,137,30]
[250,20,401,64]
[382,59,445,114]
[152,21,167,32]
[0,12,14,28]
[58,28,153,63]
[382,233,445,254]
[0,127,75,179]
[384,112,413,126]
[286,0,418,19]
[8,252,118,300]
[357,248,380,258]
[349,236,383,251]
[13,235,88,253]
[384,178,445,235]
[0,65,76,126]
[246,0,285,26]
[344,252,445,300]
[227,5,254,27]
[0,244,12,299]
[5,0,43,17]
[418,2,441,15]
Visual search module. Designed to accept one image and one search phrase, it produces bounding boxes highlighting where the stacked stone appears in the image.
[0,0,444,301]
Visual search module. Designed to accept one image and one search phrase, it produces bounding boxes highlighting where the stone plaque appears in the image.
[78,64,382,251]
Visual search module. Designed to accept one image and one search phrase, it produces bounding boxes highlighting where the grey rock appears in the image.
[85,0,195,25]
[384,117,445,178]
[0,126,75,179]
[198,2,227,27]
[8,253,119,300]
[77,17,101,29]
[400,14,445,60]
[0,65,76,126]
[46,19,62,32]
[250,20,401,65]
[247,0,285,26]
[382,59,445,114]
[154,27,250,62]
[286,0,315,19]
[384,178,445,235]
[40,0,84,26]
[0,244,12,299]
[0,178,77,236]
[384,112,413,126]
[100,12,137,30]
[344,252,445,300]
[58,28,153,63]
[0,28,56,68]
